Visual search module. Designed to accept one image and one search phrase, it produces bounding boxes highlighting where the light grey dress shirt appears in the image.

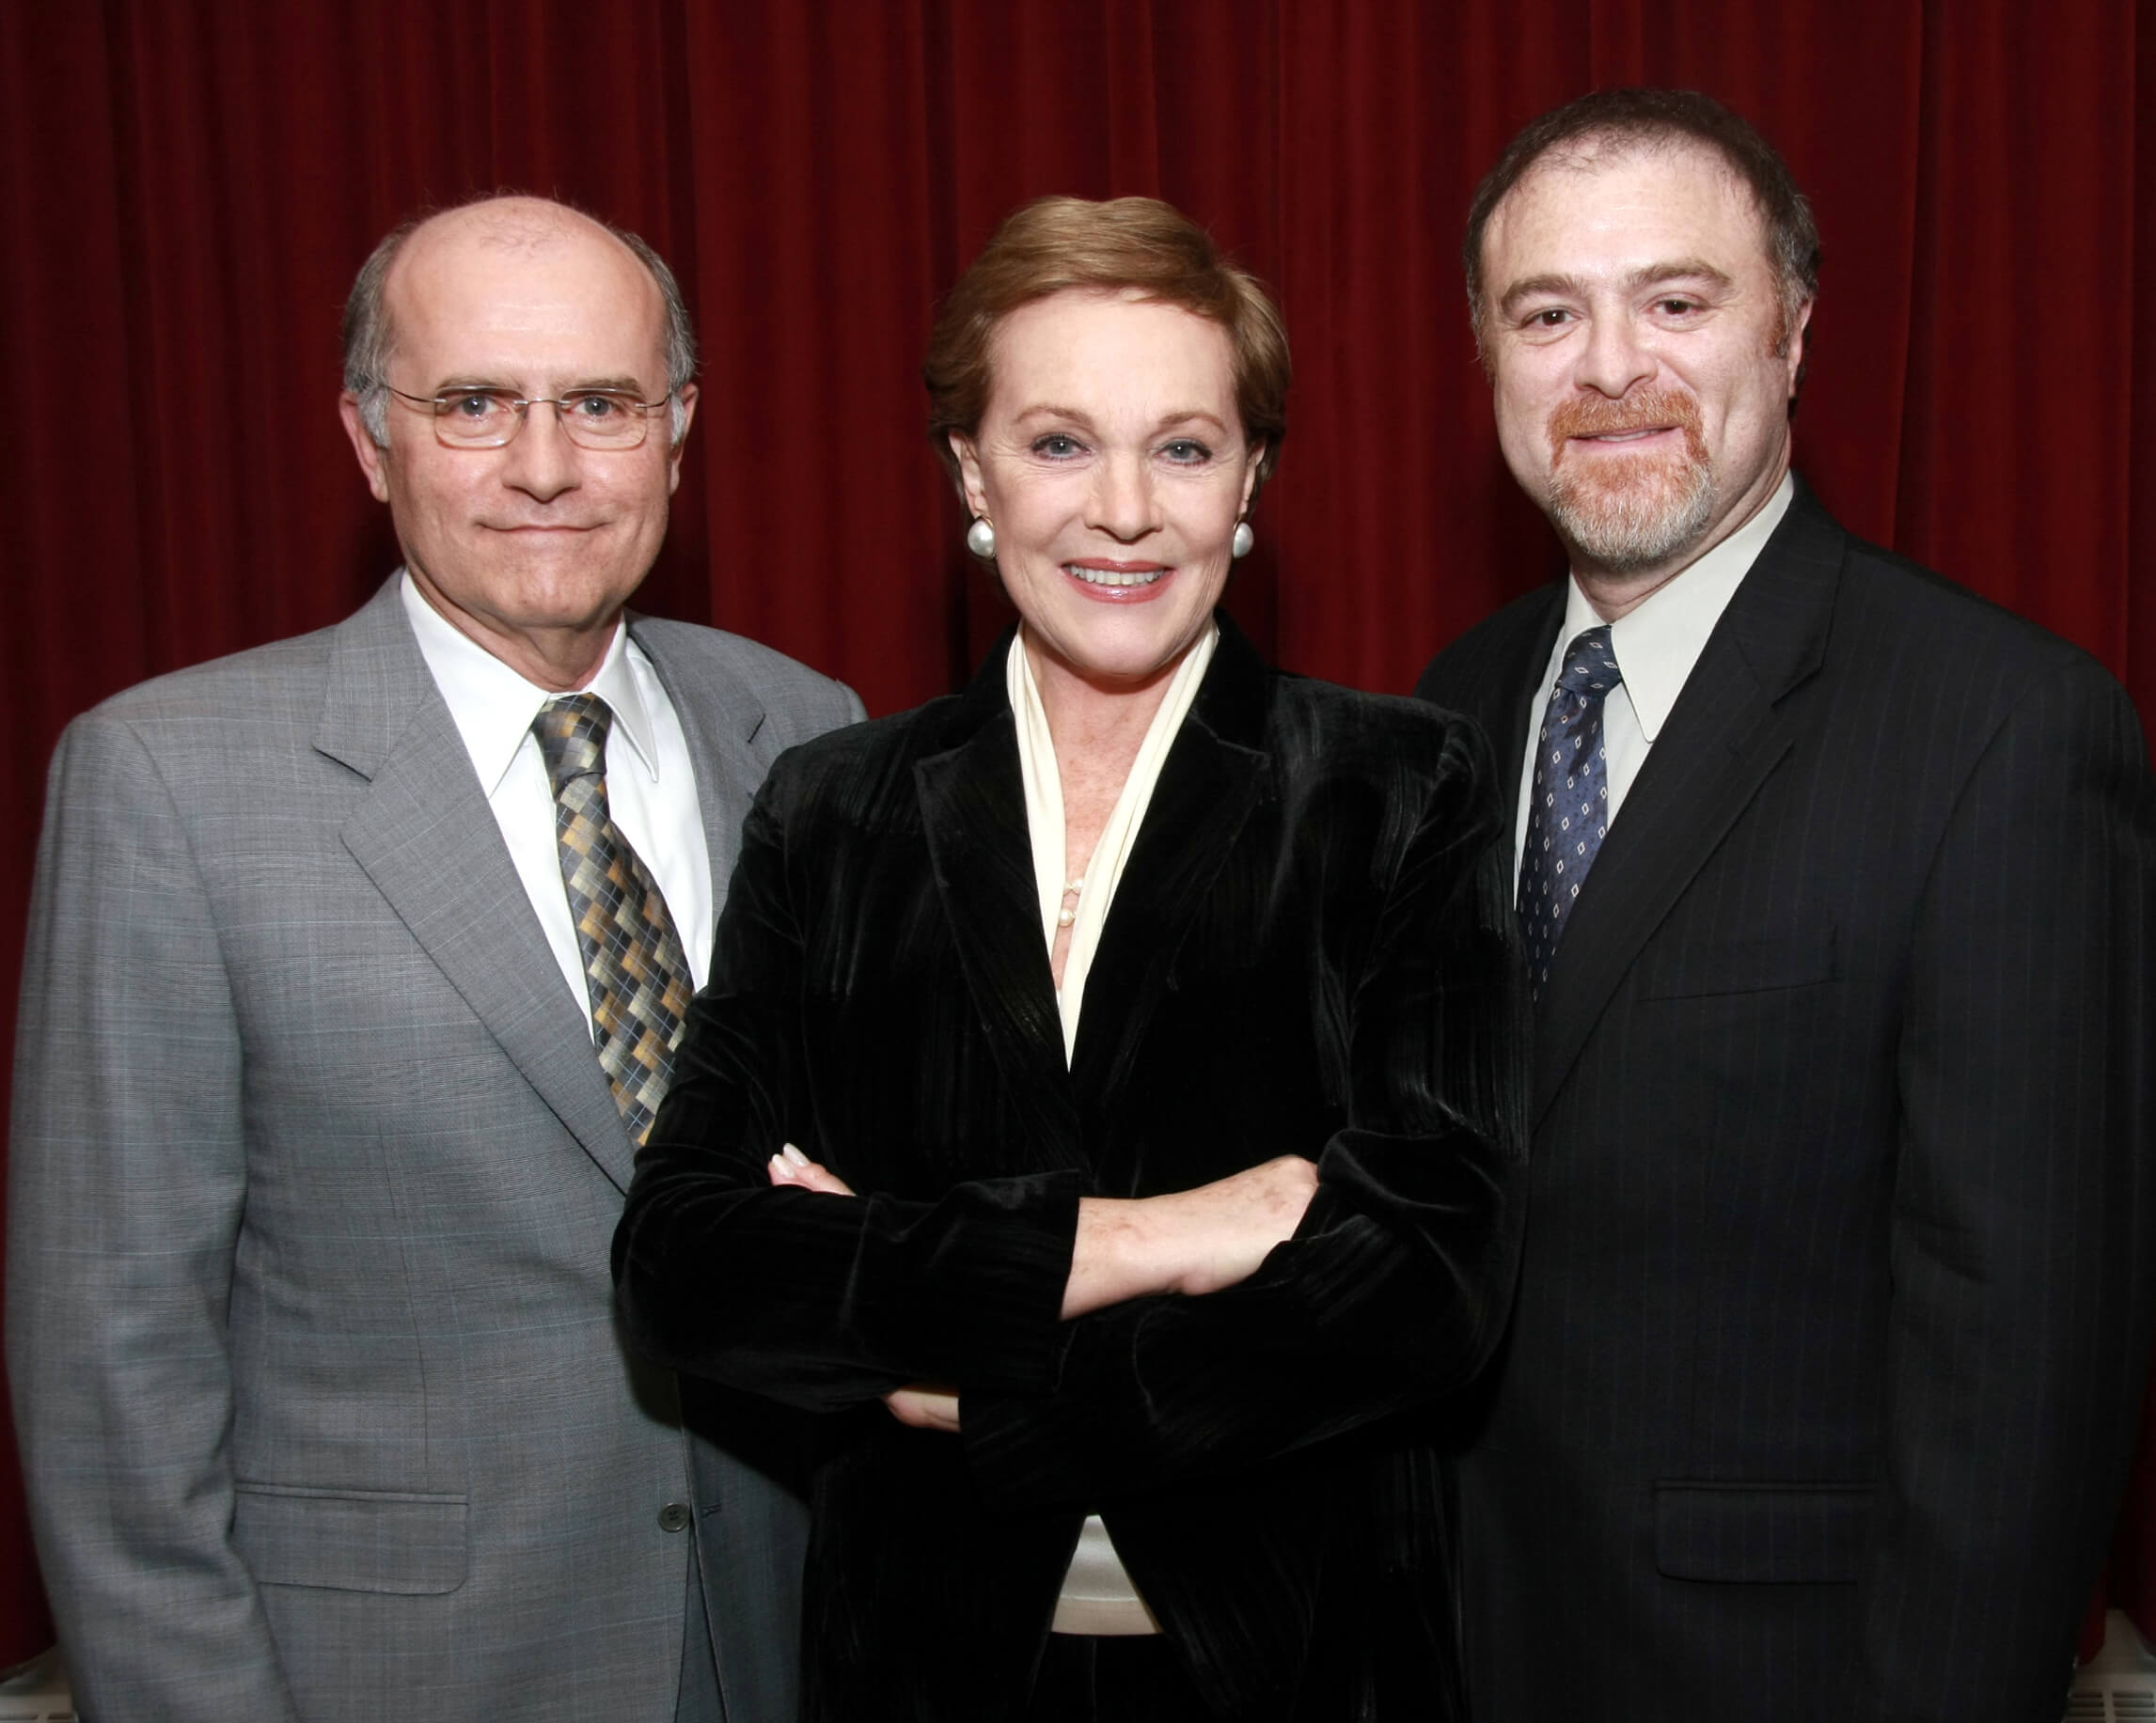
[1512,473,1795,887]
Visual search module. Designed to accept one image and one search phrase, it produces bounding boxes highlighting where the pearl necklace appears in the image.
[1055,876,1086,929]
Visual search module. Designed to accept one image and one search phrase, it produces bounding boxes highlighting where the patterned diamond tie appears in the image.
[1519,625,1624,1006]
[531,694,695,1145]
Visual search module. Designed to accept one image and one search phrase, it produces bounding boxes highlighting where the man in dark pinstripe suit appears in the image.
[1418,89,2156,1722]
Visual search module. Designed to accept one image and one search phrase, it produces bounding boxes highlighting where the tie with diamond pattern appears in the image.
[531,694,695,1145]
[1519,625,1624,1006]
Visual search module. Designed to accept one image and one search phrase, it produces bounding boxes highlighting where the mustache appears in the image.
[1548,389,1704,456]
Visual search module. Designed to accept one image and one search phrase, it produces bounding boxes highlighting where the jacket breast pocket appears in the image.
[233,1482,468,1594]
[1634,931,1839,1001]
[1653,1480,1871,1583]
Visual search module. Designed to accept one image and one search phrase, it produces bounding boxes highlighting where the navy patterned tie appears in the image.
[531,694,695,1145]
[1519,626,1624,1005]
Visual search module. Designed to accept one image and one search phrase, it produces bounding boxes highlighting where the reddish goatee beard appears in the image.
[1544,389,1714,572]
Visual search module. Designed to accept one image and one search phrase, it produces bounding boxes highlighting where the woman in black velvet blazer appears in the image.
[614,196,1528,1721]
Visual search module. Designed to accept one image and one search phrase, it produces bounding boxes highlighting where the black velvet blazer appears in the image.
[615,619,1529,1720]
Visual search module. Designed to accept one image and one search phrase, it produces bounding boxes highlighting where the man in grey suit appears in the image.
[7,195,861,1720]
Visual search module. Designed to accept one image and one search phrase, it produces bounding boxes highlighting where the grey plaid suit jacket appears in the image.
[7,576,862,1722]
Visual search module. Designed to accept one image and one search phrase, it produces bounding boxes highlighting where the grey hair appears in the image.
[342,196,699,446]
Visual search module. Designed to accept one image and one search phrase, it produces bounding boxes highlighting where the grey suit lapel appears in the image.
[1532,488,1843,1123]
[628,615,769,924]
[316,579,636,1191]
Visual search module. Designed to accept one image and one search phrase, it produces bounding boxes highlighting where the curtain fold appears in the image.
[1,0,2148,1664]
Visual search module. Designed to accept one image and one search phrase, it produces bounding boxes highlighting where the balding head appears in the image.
[334,194,703,690]
[343,194,697,446]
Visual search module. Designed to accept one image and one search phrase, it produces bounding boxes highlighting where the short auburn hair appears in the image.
[924,196,1290,502]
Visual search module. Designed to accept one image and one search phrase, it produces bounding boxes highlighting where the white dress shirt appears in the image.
[401,574,716,1026]
[1512,473,1795,887]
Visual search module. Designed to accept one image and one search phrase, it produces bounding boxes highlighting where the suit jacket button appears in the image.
[658,1502,693,1533]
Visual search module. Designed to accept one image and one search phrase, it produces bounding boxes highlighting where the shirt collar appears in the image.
[399,572,662,795]
[1562,471,1795,742]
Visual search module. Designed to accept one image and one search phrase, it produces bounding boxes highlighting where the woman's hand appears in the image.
[763,1150,961,1433]
[766,1143,854,1196]
[883,1386,961,1433]
[1062,1154,1319,1319]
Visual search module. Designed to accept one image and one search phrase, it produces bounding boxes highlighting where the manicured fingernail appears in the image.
[782,1144,810,1167]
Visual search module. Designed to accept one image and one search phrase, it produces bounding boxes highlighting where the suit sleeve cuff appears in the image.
[865,1169,1083,1395]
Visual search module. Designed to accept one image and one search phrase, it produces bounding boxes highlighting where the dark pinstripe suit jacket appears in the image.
[1416,479,2156,1722]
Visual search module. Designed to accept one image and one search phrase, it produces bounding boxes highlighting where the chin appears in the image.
[1028,612,1209,690]
[1548,462,1716,572]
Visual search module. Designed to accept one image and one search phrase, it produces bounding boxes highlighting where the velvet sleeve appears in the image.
[612,755,1082,1410]
[961,718,1531,1507]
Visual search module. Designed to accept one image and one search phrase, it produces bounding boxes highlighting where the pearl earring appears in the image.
[1231,521,1254,559]
[966,517,997,559]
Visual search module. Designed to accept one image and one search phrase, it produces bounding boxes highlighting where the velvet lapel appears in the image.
[914,641,1085,1167]
[316,578,636,1192]
[1068,619,1269,1105]
[1531,486,1845,1124]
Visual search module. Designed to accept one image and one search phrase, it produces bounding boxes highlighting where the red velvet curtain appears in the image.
[2,0,2150,1667]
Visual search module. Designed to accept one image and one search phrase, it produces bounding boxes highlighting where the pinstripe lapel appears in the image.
[1417,583,1565,841]
[316,578,636,1191]
[1531,485,1845,1124]
[1478,593,1566,832]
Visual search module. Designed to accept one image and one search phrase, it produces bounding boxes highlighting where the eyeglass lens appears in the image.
[433,389,656,449]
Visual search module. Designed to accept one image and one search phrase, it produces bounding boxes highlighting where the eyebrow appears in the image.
[1012,403,1231,434]
[1497,258,1737,319]
[430,374,657,397]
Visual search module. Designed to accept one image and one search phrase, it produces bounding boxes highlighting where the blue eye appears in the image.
[1031,434,1084,459]
[1161,440,1212,463]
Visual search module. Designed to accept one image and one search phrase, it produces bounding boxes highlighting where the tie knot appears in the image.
[1555,625,1622,702]
[532,693,614,794]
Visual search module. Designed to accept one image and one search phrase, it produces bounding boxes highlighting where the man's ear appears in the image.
[338,394,393,504]
[667,384,700,493]
[952,432,989,520]
[1783,299,1815,398]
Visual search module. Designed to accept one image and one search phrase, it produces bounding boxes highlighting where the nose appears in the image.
[498,400,581,502]
[1574,310,1657,400]
[1088,449,1158,542]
